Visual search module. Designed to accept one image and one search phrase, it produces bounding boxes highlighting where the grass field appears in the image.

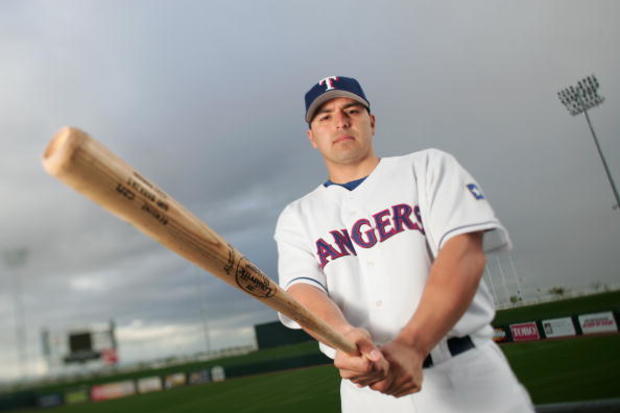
[504,334,620,404]
[18,334,620,413]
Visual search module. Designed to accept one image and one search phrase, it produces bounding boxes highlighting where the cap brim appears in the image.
[306,91,370,123]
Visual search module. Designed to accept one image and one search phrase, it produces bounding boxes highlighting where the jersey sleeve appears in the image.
[274,203,327,329]
[417,149,511,257]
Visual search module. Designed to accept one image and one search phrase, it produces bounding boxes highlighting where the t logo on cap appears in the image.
[319,76,339,91]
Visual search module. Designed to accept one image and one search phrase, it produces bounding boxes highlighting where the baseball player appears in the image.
[274,76,533,412]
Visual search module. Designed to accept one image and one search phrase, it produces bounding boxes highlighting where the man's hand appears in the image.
[334,328,389,388]
[286,285,388,387]
[367,232,485,398]
[370,339,425,398]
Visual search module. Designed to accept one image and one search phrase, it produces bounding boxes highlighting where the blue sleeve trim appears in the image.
[285,277,328,292]
[438,221,499,249]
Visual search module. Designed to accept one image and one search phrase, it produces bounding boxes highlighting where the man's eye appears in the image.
[348,109,359,115]
[319,115,330,121]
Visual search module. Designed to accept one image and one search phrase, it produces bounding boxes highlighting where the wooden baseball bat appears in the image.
[42,127,356,355]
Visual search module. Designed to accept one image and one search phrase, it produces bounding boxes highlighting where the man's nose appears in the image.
[334,111,351,129]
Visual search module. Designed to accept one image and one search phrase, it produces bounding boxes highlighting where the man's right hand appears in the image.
[285,285,389,387]
[333,328,389,388]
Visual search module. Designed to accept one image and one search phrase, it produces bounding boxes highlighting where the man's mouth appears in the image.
[333,136,355,144]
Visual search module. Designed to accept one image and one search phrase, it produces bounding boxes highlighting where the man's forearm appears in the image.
[395,232,486,356]
[287,283,355,341]
[287,283,389,385]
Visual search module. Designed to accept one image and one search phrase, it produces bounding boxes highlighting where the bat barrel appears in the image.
[43,127,88,176]
[42,127,357,355]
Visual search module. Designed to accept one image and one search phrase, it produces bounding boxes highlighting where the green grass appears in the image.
[493,290,620,326]
[21,366,341,413]
[505,334,620,404]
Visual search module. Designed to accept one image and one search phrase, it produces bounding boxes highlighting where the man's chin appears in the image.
[330,151,369,166]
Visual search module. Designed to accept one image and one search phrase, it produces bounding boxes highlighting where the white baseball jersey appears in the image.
[274,149,511,359]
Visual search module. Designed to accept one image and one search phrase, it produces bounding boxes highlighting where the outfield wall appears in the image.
[254,321,314,349]
[493,309,619,343]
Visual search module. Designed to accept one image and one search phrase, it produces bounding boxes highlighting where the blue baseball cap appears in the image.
[304,76,370,123]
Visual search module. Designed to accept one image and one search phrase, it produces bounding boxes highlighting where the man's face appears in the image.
[306,97,376,167]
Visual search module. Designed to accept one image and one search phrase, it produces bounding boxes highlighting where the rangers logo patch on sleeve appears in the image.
[467,183,485,200]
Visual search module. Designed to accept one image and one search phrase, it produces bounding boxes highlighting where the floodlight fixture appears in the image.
[558,74,605,116]
[557,75,619,211]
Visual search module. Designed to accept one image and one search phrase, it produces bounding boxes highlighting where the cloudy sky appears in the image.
[1,1,618,382]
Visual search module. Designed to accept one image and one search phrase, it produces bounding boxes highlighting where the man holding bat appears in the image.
[274,76,533,412]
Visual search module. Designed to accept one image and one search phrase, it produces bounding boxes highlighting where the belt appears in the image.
[422,335,474,369]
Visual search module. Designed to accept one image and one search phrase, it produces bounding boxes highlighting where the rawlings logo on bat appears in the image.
[235,257,275,298]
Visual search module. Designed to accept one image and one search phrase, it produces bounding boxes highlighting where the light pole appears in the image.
[557,75,619,210]
[195,269,211,355]
[4,248,29,378]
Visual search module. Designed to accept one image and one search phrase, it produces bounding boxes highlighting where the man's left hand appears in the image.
[370,339,425,398]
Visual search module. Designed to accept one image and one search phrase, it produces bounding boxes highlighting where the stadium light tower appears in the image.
[4,248,29,378]
[558,75,620,210]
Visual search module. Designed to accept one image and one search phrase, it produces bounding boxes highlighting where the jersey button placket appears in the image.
[340,196,355,225]
[363,249,385,312]
[349,195,383,312]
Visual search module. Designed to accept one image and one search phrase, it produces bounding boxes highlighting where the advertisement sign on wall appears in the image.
[579,312,618,334]
[211,366,226,382]
[91,381,136,401]
[37,393,63,408]
[64,387,89,404]
[510,322,540,342]
[493,327,509,343]
[137,377,163,393]
[188,370,211,385]
[164,373,187,389]
[542,317,576,338]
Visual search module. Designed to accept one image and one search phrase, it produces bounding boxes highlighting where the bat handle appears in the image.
[325,331,358,355]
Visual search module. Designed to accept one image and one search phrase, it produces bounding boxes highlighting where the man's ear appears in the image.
[370,113,376,134]
[306,129,318,149]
